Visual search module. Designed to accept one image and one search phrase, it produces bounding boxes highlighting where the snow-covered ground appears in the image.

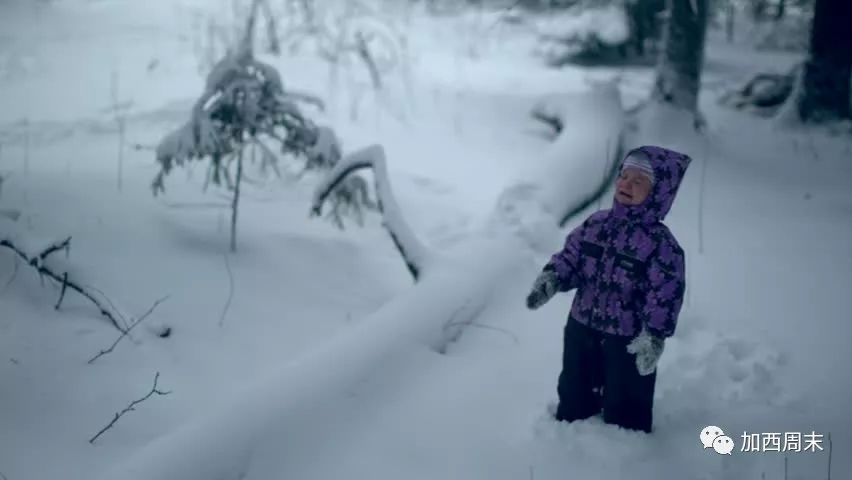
[0,1,849,479]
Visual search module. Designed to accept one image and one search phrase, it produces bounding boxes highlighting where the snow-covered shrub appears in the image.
[152,49,321,196]
[152,40,374,250]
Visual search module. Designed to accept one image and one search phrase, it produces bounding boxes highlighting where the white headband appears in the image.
[622,152,655,184]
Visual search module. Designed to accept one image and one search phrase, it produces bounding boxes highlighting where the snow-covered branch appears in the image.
[310,144,430,281]
[0,236,125,333]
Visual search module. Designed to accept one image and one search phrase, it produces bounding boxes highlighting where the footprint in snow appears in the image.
[659,323,790,409]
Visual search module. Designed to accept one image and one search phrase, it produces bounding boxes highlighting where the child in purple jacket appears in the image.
[525,145,691,433]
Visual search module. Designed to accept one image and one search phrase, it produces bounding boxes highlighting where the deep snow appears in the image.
[0,1,849,480]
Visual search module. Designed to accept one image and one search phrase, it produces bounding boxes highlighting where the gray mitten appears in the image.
[526,269,560,310]
[626,328,665,376]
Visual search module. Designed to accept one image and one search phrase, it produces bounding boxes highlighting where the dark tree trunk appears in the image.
[626,0,666,57]
[726,1,735,43]
[774,0,786,21]
[797,0,852,122]
[750,0,769,21]
[651,0,710,116]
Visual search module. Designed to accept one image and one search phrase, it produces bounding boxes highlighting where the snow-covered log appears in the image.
[310,144,431,282]
[96,85,624,480]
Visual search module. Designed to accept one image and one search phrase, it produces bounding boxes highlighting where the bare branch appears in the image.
[88,297,170,364]
[218,254,234,327]
[354,32,382,91]
[89,372,171,444]
[36,236,71,264]
[55,272,69,310]
[0,238,126,333]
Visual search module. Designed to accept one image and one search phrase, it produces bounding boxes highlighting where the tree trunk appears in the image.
[750,0,769,21]
[726,1,735,43]
[651,0,710,116]
[796,0,852,122]
[774,0,786,21]
[230,145,244,253]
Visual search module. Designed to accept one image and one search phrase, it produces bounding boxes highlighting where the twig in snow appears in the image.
[784,455,788,480]
[531,109,562,137]
[219,254,234,327]
[89,372,171,444]
[529,465,534,480]
[88,296,169,364]
[0,470,7,480]
[0,237,126,332]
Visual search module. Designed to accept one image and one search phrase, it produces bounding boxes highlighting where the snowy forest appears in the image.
[0,0,850,478]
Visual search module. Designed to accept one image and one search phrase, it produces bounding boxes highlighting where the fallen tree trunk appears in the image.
[96,85,625,480]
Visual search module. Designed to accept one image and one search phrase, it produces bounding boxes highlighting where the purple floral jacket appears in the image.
[546,145,691,338]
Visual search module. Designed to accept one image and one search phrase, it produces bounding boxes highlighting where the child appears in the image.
[525,145,691,434]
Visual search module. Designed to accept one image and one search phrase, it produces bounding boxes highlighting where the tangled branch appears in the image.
[88,296,170,364]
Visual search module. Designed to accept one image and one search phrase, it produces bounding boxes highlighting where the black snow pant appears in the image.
[554,317,657,433]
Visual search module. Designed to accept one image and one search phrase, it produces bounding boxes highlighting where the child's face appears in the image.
[614,168,653,206]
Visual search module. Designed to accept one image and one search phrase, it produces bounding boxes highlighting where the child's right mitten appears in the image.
[525,268,559,310]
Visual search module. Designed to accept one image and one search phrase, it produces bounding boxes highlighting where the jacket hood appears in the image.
[612,145,691,224]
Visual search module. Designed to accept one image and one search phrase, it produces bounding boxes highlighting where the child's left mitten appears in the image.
[626,328,665,376]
